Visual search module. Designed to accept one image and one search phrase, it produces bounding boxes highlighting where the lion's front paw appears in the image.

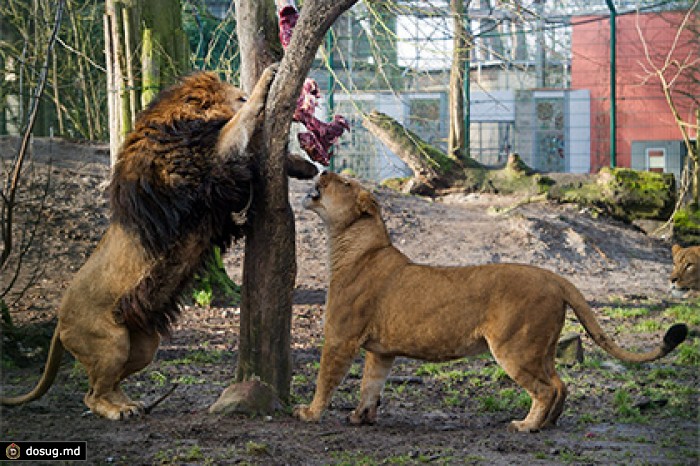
[259,63,279,87]
[293,404,321,422]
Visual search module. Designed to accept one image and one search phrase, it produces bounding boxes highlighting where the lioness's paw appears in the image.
[293,404,320,422]
[348,406,377,425]
[507,420,540,433]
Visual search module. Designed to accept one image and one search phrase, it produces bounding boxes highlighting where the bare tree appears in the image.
[448,0,471,160]
[1,0,64,334]
[636,2,699,216]
[231,0,357,403]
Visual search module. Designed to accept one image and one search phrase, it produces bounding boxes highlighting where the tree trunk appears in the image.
[364,110,469,194]
[694,108,699,206]
[234,0,358,403]
[364,111,443,190]
[365,110,675,222]
[104,0,187,165]
[448,0,469,160]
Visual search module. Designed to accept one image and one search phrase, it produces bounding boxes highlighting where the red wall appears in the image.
[571,11,698,172]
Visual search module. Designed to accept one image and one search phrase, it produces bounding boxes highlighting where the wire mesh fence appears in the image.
[1,0,697,181]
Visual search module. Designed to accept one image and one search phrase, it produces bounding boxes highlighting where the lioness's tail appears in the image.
[559,277,687,363]
[1,329,64,405]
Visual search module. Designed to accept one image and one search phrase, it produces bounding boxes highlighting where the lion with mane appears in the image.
[1,65,299,420]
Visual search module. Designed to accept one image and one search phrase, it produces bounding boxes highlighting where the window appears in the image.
[646,148,666,173]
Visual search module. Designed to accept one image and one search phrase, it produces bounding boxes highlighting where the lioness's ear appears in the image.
[357,190,379,216]
[672,244,681,256]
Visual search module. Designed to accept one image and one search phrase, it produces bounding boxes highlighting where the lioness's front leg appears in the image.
[216,63,279,157]
[349,352,394,425]
[294,340,359,422]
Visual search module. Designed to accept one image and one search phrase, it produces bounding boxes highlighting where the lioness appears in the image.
[295,172,687,432]
[1,65,289,420]
[670,244,700,298]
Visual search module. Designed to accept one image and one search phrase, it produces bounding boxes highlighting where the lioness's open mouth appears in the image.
[302,187,321,209]
[302,173,324,208]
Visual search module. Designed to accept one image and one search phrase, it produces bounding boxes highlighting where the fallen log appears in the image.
[364,110,676,223]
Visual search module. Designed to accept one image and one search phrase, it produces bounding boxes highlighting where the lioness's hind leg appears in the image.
[489,342,559,433]
[349,352,394,425]
[543,371,567,427]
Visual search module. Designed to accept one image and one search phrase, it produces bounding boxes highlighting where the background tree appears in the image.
[104,0,189,164]
[636,0,699,240]
[1,0,107,140]
[448,0,471,161]
[1,0,65,359]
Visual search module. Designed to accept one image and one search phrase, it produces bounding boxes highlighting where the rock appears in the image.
[209,379,283,416]
[601,360,627,373]
[634,397,668,411]
[556,333,584,365]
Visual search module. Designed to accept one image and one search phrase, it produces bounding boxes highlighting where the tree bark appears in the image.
[104,0,188,165]
[234,0,358,402]
[448,0,469,160]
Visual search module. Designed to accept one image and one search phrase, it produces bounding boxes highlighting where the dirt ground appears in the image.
[1,138,698,465]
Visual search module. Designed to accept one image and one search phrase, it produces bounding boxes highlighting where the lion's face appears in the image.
[303,172,378,229]
[133,73,250,130]
[224,86,249,114]
[671,245,700,295]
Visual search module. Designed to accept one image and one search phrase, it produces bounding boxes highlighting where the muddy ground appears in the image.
[1,138,698,465]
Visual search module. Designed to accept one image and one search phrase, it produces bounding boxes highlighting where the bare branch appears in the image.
[1,0,65,270]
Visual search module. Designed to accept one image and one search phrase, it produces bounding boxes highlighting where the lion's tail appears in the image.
[1,329,64,405]
[559,277,687,363]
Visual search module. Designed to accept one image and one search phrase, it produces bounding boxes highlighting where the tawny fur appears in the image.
[670,244,700,298]
[1,65,278,420]
[294,172,687,432]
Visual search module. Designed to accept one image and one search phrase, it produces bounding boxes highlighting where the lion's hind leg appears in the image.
[107,329,161,414]
[62,322,143,420]
[121,329,160,381]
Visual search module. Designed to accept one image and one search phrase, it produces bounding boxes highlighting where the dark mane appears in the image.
[108,72,254,336]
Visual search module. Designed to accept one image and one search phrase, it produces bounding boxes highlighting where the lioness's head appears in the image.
[303,171,379,229]
[671,244,700,297]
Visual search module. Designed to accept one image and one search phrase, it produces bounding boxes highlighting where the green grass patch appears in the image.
[664,301,700,327]
[633,319,664,333]
[613,388,648,423]
[479,388,530,412]
[602,307,650,319]
[154,444,206,464]
[675,338,700,366]
[162,349,228,366]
